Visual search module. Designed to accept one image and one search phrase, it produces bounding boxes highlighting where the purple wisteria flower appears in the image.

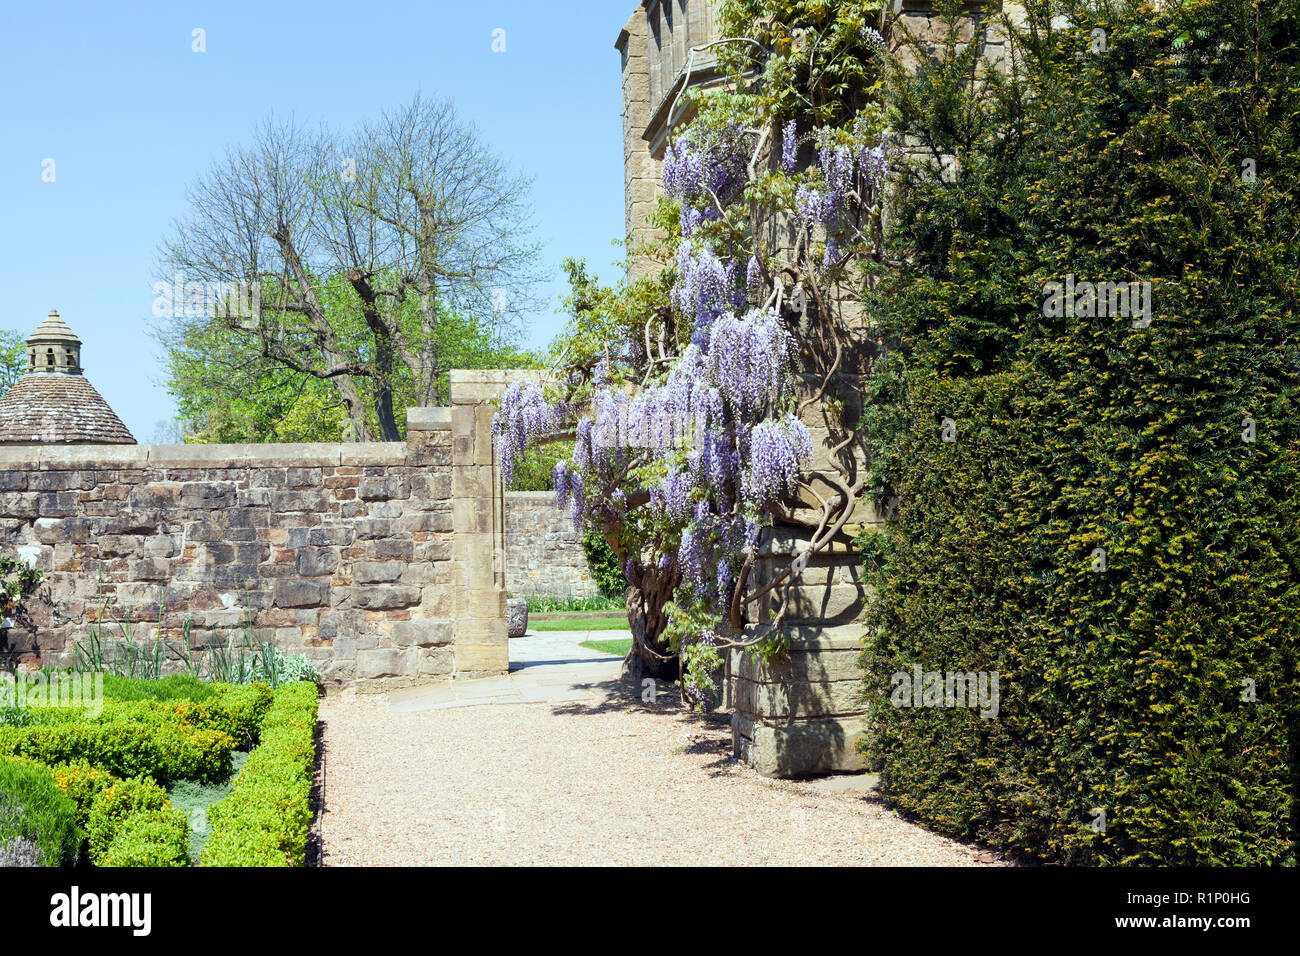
[680,205,703,237]
[744,413,814,507]
[553,459,570,508]
[746,255,763,304]
[568,471,586,531]
[860,26,885,50]
[781,119,798,174]
[677,526,706,591]
[715,559,734,606]
[796,183,826,224]
[662,123,754,202]
[706,309,793,418]
[663,135,705,199]
[860,131,891,194]
[672,244,740,345]
[817,138,856,220]
[492,381,561,488]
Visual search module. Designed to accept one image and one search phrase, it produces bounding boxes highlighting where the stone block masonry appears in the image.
[505,492,595,600]
[0,372,580,689]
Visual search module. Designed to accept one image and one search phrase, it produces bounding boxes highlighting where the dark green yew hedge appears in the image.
[862,0,1300,865]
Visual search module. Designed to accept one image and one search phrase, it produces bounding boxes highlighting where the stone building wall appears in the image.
[504,491,595,600]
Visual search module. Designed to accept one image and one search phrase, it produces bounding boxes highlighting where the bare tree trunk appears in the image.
[348,272,401,442]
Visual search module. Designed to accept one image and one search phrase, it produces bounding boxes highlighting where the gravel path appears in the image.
[318,681,1004,866]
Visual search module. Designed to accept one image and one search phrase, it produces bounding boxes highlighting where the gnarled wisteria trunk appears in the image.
[622,564,679,683]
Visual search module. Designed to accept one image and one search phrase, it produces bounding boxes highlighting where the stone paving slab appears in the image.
[387,629,627,713]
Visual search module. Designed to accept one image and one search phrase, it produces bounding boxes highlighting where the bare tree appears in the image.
[158,96,542,440]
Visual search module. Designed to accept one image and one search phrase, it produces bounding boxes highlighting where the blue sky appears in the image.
[0,1,630,441]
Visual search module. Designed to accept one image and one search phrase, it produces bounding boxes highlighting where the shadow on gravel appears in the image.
[548,674,740,778]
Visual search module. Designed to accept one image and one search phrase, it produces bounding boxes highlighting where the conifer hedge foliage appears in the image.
[862,0,1300,864]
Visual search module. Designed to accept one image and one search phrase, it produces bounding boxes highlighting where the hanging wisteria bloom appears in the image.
[553,459,570,508]
[744,413,814,507]
[680,205,703,237]
[663,134,705,199]
[746,255,763,304]
[860,130,891,195]
[817,136,856,221]
[492,381,563,488]
[706,309,794,419]
[627,344,724,455]
[677,526,706,593]
[661,123,753,203]
[651,466,692,522]
[781,119,798,174]
[822,238,841,274]
[796,183,827,225]
[672,244,741,344]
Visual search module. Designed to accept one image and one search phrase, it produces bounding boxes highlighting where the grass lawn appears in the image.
[579,638,632,657]
[531,614,628,631]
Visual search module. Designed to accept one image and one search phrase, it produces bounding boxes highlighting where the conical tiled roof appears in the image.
[0,311,135,445]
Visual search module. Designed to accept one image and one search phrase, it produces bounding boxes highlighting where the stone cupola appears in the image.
[0,310,135,445]
[25,308,82,375]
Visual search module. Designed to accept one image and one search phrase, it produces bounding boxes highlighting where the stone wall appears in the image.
[504,491,595,599]
[0,372,568,688]
[0,411,453,687]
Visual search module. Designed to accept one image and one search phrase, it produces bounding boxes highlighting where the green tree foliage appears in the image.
[864,0,1300,865]
[163,278,537,444]
[0,329,25,393]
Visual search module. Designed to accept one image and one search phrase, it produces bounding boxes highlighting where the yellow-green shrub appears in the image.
[99,807,191,867]
[0,721,234,786]
[86,777,170,860]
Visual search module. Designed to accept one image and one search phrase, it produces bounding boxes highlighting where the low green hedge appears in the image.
[86,776,170,859]
[0,757,82,866]
[201,682,318,867]
[99,807,191,867]
[50,761,116,831]
[49,762,192,866]
[0,720,234,785]
[27,682,273,749]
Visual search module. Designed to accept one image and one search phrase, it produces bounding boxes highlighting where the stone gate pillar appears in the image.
[449,371,510,678]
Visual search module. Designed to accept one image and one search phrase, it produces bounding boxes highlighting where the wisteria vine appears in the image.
[493,1,895,702]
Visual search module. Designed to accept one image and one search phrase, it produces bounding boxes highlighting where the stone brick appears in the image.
[358,475,410,501]
[271,489,332,513]
[350,585,421,610]
[356,648,414,679]
[296,548,339,577]
[392,619,454,647]
[354,560,403,584]
[180,482,237,509]
[275,580,329,608]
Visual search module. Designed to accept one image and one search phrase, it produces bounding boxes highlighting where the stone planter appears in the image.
[506,598,529,638]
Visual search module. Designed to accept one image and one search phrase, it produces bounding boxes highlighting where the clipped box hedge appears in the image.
[201,681,319,867]
[0,720,234,785]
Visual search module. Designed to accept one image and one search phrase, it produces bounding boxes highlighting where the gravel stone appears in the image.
[319,684,1007,866]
